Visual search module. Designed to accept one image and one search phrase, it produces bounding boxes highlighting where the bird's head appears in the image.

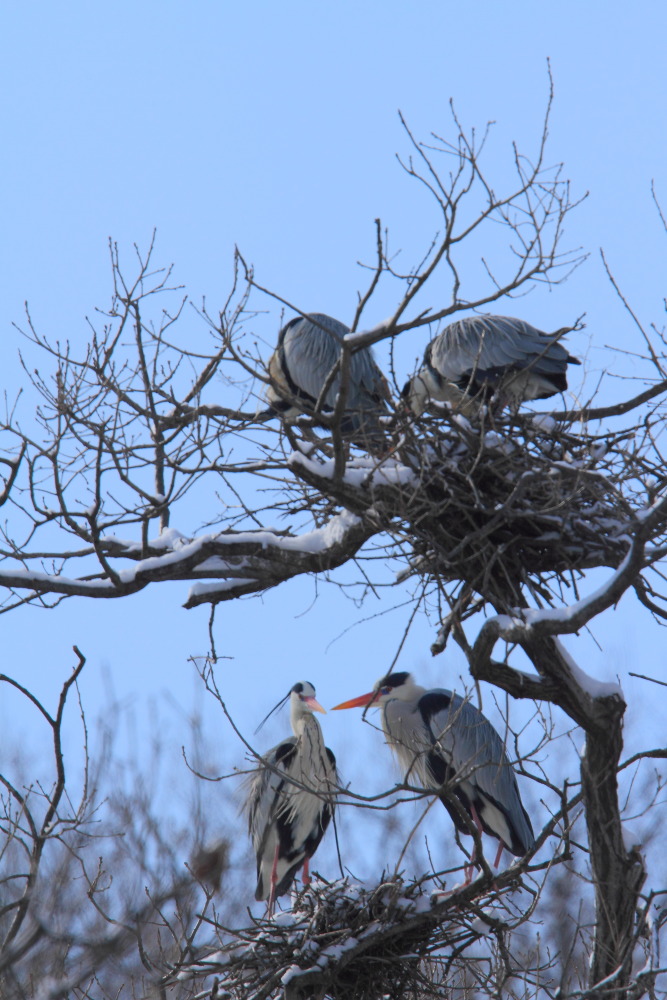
[332,671,420,712]
[290,680,326,715]
[255,680,325,733]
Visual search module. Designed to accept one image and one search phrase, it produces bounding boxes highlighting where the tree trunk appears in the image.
[581,716,646,997]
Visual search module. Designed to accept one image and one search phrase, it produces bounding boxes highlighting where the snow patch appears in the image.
[621,822,644,851]
[554,638,624,699]
[470,914,495,937]
[531,414,557,432]
[343,319,392,345]
[281,964,302,985]
[290,449,416,490]
[187,578,253,600]
[495,608,623,698]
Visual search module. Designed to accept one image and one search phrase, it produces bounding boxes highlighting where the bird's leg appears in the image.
[494,842,504,869]
[470,803,485,838]
[463,835,478,885]
[302,856,310,888]
[463,804,486,884]
[463,845,477,886]
[267,844,280,917]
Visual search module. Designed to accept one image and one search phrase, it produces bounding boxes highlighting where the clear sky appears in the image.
[1,1,666,881]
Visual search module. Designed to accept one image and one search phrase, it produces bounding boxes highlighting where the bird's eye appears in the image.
[380,686,391,695]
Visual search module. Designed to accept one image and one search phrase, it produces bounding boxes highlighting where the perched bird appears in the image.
[266,312,391,451]
[247,681,337,913]
[191,839,229,891]
[403,314,580,415]
[333,671,534,878]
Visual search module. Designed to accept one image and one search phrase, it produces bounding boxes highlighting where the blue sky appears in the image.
[1,2,667,881]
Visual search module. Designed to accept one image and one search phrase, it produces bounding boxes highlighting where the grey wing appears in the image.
[280,314,350,409]
[432,694,506,776]
[343,347,392,448]
[431,692,534,847]
[278,313,390,450]
[349,347,392,408]
[285,313,389,409]
[431,315,574,382]
[246,737,296,855]
[324,745,340,809]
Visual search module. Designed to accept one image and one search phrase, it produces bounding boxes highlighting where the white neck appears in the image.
[290,697,317,737]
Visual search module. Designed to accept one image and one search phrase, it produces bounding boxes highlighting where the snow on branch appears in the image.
[466,490,667,729]
[0,512,375,608]
[4,93,667,1000]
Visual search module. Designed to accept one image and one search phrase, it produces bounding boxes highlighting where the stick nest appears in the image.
[290,409,662,607]
[174,874,497,1000]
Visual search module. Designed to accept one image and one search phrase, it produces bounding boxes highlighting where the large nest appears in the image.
[397,412,636,599]
[171,873,523,1000]
[289,408,660,610]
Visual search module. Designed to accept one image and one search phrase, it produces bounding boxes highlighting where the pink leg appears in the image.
[463,838,477,885]
[302,856,310,887]
[463,804,486,883]
[494,842,504,868]
[470,803,484,837]
[267,845,280,917]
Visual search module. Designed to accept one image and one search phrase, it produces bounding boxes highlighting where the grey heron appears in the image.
[247,681,337,913]
[332,671,534,878]
[266,312,392,451]
[402,314,580,416]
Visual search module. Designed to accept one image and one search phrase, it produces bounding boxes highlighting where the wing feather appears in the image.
[247,718,338,901]
[408,314,578,410]
[383,689,534,856]
[268,313,391,448]
[431,316,574,381]
[422,691,534,854]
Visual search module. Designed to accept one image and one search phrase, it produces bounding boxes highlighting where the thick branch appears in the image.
[0,512,377,608]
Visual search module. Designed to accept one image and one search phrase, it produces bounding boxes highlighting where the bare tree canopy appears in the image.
[2,91,667,1000]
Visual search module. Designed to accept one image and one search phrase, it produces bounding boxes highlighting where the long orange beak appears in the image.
[331,690,378,710]
[305,696,326,714]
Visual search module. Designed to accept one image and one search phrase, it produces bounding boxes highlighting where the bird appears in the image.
[402,314,580,416]
[191,839,229,891]
[247,681,338,914]
[266,312,392,451]
[332,671,534,879]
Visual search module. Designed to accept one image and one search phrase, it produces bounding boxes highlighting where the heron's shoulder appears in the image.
[276,315,303,348]
[306,313,349,339]
[419,689,492,726]
[271,736,298,765]
[248,736,298,784]
[417,689,455,720]
[280,313,349,346]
